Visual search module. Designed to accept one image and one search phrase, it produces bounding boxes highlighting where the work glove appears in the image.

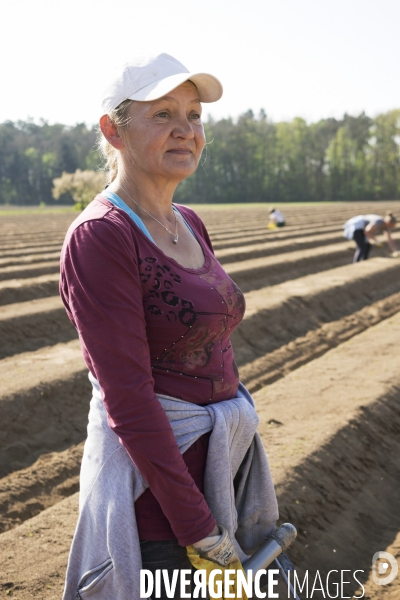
[192,525,239,566]
[187,526,248,600]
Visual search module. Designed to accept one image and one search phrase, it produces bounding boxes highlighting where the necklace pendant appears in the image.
[173,234,179,244]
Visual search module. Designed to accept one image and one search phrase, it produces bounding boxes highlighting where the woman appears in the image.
[343,212,397,262]
[60,53,278,600]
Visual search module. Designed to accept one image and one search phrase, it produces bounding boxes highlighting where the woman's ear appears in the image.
[99,115,125,150]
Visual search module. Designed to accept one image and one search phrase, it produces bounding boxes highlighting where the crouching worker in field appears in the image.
[343,212,398,262]
[59,53,278,600]
[267,207,285,229]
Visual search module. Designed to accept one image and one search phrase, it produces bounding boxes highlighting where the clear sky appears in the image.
[2,0,399,127]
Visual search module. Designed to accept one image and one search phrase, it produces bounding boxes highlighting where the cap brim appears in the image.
[128,72,223,103]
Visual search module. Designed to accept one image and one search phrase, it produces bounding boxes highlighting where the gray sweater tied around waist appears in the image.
[62,374,279,600]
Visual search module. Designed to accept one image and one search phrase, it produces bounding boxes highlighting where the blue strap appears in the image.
[101,190,155,243]
[101,189,196,243]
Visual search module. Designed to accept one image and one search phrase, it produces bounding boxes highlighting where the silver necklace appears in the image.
[119,185,179,244]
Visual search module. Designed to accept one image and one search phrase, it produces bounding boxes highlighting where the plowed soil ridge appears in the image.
[0,252,60,268]
[0,296,74,359]
[0,243,62,257]
[0,273,60,306]
[0,443,83,533]
[1,314,400,599]
[240,290,400,391]
[252,313,400,596]
[216,230,343,263]
[1,261,399,533]
[211,225,342,250]
[0,260,60,282]
[227,242,354,292]
[0,341,89,477]
[233,257,400,364]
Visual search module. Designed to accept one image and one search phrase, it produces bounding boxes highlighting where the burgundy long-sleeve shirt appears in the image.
[60,196,245,545]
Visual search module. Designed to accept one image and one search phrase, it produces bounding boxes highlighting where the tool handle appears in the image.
[242,523,297,578]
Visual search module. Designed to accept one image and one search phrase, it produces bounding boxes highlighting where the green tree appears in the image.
[274,118,311,202]
[367,109,400,199]
[0,120,98,205]
[326,126,358,200]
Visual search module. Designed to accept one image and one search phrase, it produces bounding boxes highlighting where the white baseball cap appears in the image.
[101,53,223,115]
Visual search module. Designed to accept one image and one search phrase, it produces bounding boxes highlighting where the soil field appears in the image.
[1,202,400,599]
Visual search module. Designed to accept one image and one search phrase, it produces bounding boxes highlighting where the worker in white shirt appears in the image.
[268,207,286,229]
[343,212,397,262]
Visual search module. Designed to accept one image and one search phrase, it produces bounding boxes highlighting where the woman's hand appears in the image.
[187,528,247,598]
[192,525,239,566]
[384,229,397,253]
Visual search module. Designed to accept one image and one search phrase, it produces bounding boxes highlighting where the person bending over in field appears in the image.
[59,52,278,600]
[267,206,285,229]
[343,212,398,262]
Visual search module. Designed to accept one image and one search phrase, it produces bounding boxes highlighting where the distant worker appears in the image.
[343,212,398,262]
[268,206,285,229]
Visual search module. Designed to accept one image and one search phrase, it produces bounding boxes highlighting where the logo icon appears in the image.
[372,551,398,585]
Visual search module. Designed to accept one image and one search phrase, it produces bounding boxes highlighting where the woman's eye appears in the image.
[190,112,202,121]
[156,111,169,118]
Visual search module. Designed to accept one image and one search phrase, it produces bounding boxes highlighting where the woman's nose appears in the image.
[172,117,195,138]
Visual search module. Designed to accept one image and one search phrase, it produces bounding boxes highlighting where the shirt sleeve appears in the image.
[60,217,216,546]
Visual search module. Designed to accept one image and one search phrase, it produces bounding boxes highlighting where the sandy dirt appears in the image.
[1,202,400,599]
[253,313,400,598]
[1,313,400,598]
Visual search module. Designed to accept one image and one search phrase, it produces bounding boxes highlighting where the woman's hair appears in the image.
[385,211,397,224]
[97,99,134,184]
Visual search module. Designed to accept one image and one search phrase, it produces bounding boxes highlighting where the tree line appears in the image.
[0,109,399,206]
[0,120,98,206]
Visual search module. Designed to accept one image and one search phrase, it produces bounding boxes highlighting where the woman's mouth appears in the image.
[167,148,192,154]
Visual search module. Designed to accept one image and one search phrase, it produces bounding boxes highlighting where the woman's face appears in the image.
[122,81,206,184]
[385,220,396,230]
